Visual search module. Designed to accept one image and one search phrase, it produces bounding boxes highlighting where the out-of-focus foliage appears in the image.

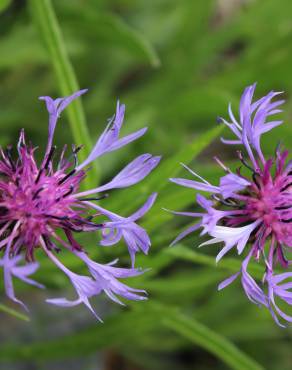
[0,0,291,369]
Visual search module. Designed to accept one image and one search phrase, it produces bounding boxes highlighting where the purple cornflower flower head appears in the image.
[169,84,292,326]
[0,89,160,319]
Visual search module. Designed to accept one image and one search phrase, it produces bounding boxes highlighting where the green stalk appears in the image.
[29,0,98,188]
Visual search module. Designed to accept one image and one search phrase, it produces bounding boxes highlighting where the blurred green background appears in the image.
[0,0,291,369]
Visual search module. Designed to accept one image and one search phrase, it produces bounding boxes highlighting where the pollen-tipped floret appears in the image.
[170,84,292,326]
[0,90,160,319]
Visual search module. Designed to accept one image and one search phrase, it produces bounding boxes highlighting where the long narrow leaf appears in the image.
[161,308,264,370]
[0,303,29,322]
[166,244,268,279]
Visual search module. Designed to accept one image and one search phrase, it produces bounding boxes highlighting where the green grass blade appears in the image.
[91,13,161,68]
[29,0,97,187]
[162,309,264,370]
[66,9,161,68]
[166,244,270,279]
[136,302,264,370]
[0,303,29,322]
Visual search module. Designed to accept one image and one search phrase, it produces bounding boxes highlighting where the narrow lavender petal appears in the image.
[266,271,292,324]
[12,262,45,289]
[204,221,261,261]
[113,101,125,131]
[221,138,242,145]
[220,118,242,139]
[273,305,292,323]
[163,208,202,217]
[46,272,102,321]
[42,242,103,320]
[39,89,87,155]
[170,223,201,246]
[258,120,283,134]
[76,101,147,171]
[128,193,157,221]
[215,243,236,263]
[253,94,283,126]
[278,283,292,291]
[88,102,125,156]
[12,261,39,275]
[77,125,147,171]
[57,89,88,114]
[228,103,241,128]
[123,227,150,266]
[218,272,240,290]
[86,193,157,224]
[251,90,282,112]
[84,155,161,194]
[170,178,219,193]
[219,173,250,199]
[237,232,251,255]
[84,201,118,220]
[243,272,267,305]
[199,237,222,248]
[239,250,269,307]
[196,194,228,235]
[239,84,256,122]
[242,274,268,306]
[103,262,145,278]
[275,289,292,302]
[268,306,286,328]
[4,265,27,311]
[220,83,284,162]
[46,297,82,307]
[86,195,154,264]
[76,252,147,304]
[1,245,44,309]
[268,287,292,323]
[272,272,292,284]
[39,96,58,151]
[108,127,147,152]
[100,228,123,246]
[123,226,151,255]
[196,194,213,209]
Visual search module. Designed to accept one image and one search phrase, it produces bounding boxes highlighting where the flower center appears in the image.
[0,148,83,249]
[244,169,292,247]
[250,192,279,224]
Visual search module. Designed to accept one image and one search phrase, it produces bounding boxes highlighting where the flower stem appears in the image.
[28,0,98,189]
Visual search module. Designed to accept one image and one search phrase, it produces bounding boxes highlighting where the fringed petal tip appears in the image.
[218,272,240,291]
[169,223,201,247]
[38,88,88,103]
